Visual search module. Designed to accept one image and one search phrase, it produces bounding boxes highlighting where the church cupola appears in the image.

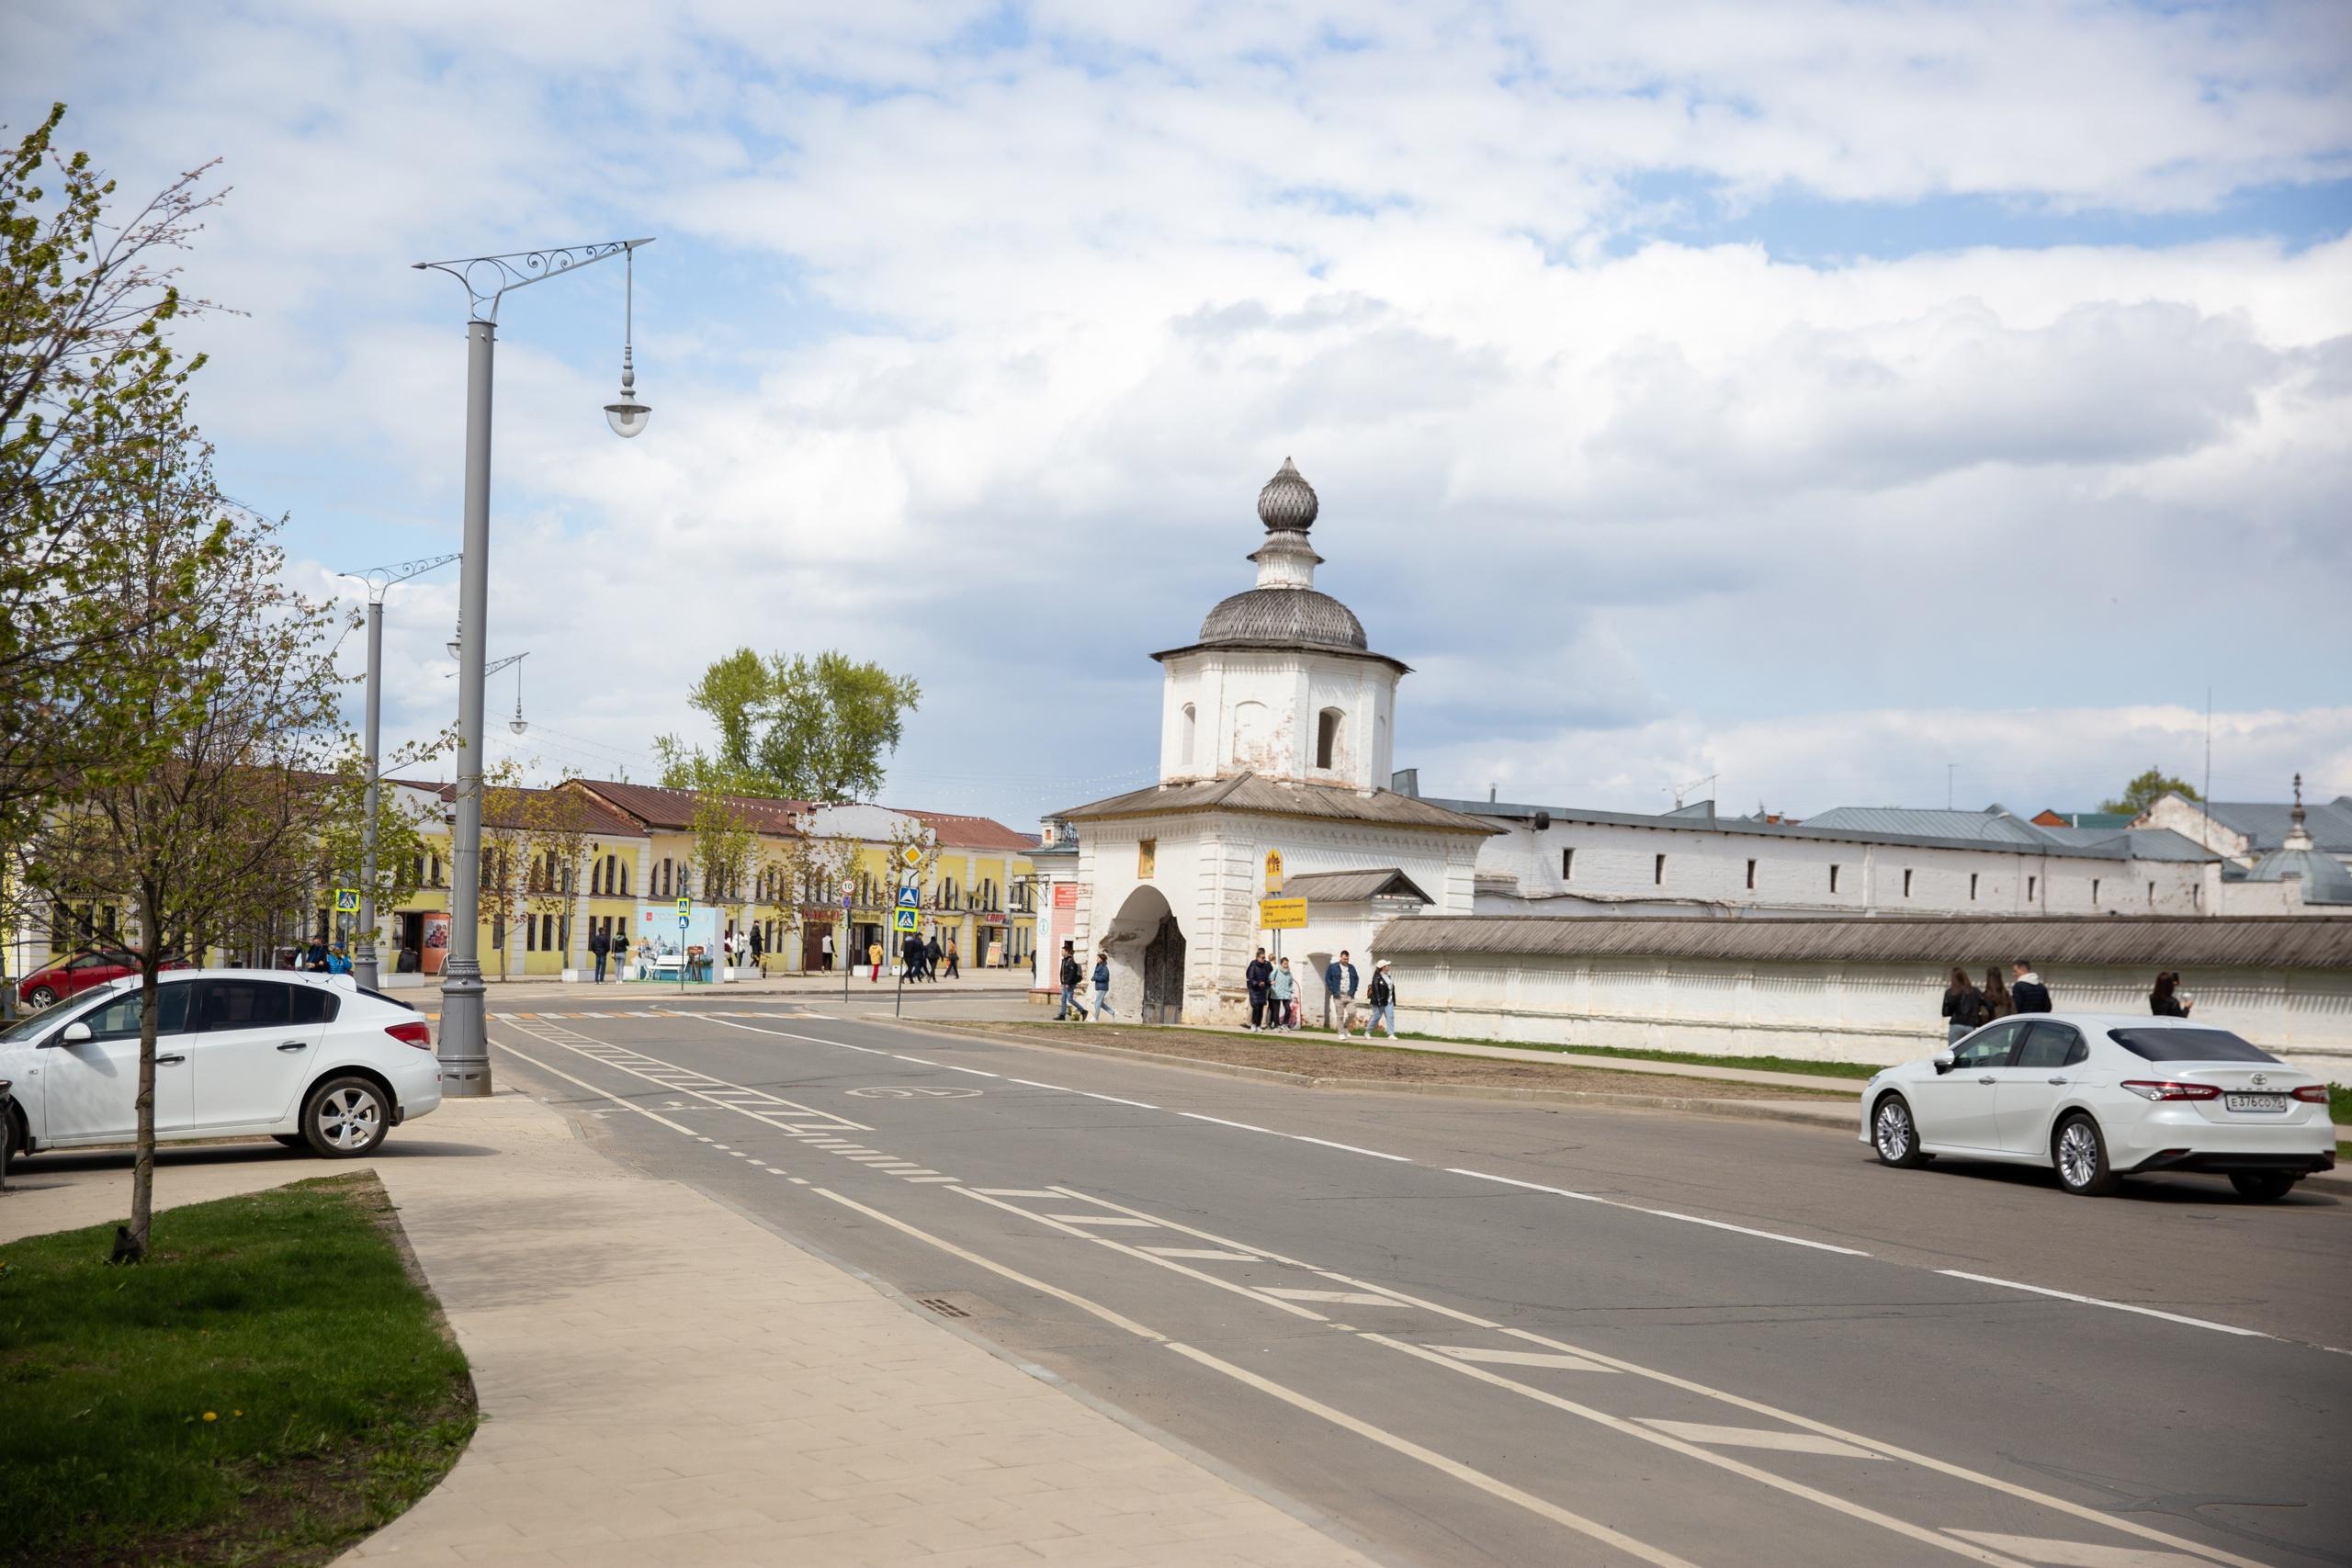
[1197,457,1368,651]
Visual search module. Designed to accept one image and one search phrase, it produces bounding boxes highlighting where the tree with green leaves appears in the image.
[2100,767,2199,818]
[519,774,602,973]
[655,648,919,803]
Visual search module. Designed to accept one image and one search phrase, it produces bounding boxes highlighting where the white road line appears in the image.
[1180,1111,1277,1134]
[892,1055,938,1065]
[499,1018,870,1133]
[1937,1271,2272,1340]
[1163,1342,1702,1568]
[1043,1213,1159,1226]
[955,1189,1329,1322]
[1075,1090,1159,1109]
[1139,1246,1260,1261]
[1263,1288,1400,1308]
[973,1188,1060,1198]
[942,1065,1000,1077]
[1432,1345,1614,1373]
[1446,1167,1868,1257]
[1944,1531,2211,1567]
[903,1175,960,1182]
[1008,1078,1071,1091]
[1646,1210,1869,1256]
[1283,1133,1412,1161]
[489,1040,700,1135]
[1635,1420,1883,1460]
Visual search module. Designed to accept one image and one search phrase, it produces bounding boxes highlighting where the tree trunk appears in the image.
[112,957,160,1263]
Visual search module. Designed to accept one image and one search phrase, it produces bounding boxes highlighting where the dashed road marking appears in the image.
[1945,1533,2212,1567]
[1635,1420,1883,1460]
[1937,1271,2273,1341]
[1263,1288,1400,1308]
[1432,1345,1614,1373]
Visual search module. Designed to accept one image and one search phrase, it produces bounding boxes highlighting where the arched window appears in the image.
[1180,703,1196,767]
[1316,708,1342,771]
[619,862,629,897]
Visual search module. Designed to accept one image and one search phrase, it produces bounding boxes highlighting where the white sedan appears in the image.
[1860,1013,2336,1200]
[0,969,442,1165]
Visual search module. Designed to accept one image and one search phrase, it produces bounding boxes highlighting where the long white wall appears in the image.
[1381,952,2352,1081]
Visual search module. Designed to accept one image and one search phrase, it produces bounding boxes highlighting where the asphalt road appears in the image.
[477,996,2352,1568]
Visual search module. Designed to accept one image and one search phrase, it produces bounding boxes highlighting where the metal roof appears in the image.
[1424,796,2216,864]
[893,808,1037,852]
[2197,796,2352,853]
[1801,807,2048,843]
[2241,844,2352,904]
[1370,915,2352,970]
[1282,868,1433,904]
[1197,586,1367,650]
[1062,773,1500,834]
[570,779,812,835]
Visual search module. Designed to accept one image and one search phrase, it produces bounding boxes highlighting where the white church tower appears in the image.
[1060,458,1496,1025]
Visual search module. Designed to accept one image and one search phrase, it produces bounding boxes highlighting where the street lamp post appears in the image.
[415,237,652,1097]
[338,554,461,990]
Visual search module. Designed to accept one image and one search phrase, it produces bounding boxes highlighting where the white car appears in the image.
[0,969,441,1166]
[1861,1013,2336,1200]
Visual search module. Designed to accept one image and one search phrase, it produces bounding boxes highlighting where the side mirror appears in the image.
[59,1021,94,1045]
[1932,1053,1954,1076]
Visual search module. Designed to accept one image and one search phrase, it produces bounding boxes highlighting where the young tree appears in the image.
[476,759,530,982]
[518,777,602,974]
[312,738,438,952]
[655,648,920,803]
[2100,767,2200,818]
[883,818,940,973]
[687,792,753,977]
[23,498,348,1262]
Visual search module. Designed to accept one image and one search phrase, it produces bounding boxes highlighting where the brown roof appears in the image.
[1370,915,2352,970]
[896,808,1037,852]
[1283,868,1434,903]
[1062,773,1499,836]
[398,780,645,838]
[568,778,810,836]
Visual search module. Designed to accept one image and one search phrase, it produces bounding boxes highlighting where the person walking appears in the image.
[589,925,610,983]
[868,939,883,983]
[1091,952,1114,1021]
[1365,960,1397,1037]
[820,929,834,972]
[1057,942,1082,1020]
[1941,966,1988,1043]
[2010,961,2052,1013]
[1269,956,1295,1032]
[1323,950,1360,1034]
[944,937,961,980]
[2151,971,2193,1017]
[1244,947,1273,1030]
[748,924,765,978]
[1981,966,2011,1019]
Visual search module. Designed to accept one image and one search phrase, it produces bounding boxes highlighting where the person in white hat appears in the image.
[1366,960,1397,1038]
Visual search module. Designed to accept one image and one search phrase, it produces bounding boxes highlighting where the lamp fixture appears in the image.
[604,246,650,438]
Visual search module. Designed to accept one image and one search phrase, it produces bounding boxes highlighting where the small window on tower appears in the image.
[1181,703,1197,767]
[1654,852,1666,886]
[1746,859,1757,890]
[1561,849,1574,881]
[1969,873,1979,900]
[1829,864,1840,894]
[1316,708,1342,771]
[1903,869,1914,897]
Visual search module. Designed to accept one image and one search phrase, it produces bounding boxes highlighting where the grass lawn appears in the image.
[0,1172,475,1567]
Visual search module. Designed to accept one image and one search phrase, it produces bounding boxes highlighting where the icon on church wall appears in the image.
[1137,839,1157,878]
[1263,850,1283,894]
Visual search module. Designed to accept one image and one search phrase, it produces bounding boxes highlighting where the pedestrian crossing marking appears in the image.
[1262,1288,1399,1308]
[1634,1420,1882,1460]
[1138,1247,1260,1261]
[973,1189,1060,1198]
[1046,1214,1159,1226]
[1431,1345,1615,1373]
[1942,1533,2209,1567]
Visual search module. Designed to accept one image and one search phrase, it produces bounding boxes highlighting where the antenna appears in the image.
[1947,761,1956,811]
[2202,687,2212,842]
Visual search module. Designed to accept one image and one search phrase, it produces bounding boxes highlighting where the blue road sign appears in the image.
[678,915,689,929]
[897,886,921,909]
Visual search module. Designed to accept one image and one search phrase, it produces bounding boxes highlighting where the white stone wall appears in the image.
[1383,951,2352,1081]
[1475,818,2211,918]
[1159,649,1398,790]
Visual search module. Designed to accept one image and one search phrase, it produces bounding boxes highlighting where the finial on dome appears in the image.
[1257,456,1318,532]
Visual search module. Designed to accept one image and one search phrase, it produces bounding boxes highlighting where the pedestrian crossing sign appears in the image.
[676,897,691,916]
[893,908,921,933]
[332,887,360,914]
[897,886,921,909]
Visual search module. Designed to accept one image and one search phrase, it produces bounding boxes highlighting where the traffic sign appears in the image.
[679,915,690,930]
[1262,850,1283,896]
[332,887,361,914]
[675,897,691,916]
[892,908,921,933]
[1258,897,1307,930]
[897,885,921,909]
[900,842,923,869]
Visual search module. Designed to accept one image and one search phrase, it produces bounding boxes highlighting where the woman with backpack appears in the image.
[1941,966,1989,1043]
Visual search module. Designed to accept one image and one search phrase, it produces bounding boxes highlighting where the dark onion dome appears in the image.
[1199,585,1366,649]
[1257,456,1318,531]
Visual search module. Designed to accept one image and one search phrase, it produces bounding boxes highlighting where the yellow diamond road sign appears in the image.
[901,842,925,869]
[1259,897,1307,930]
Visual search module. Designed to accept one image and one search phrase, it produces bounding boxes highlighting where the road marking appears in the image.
[1181,1111,1277,1133]
[1162,1342,1701,1568]
[1945,1534,2211,1567]
[942,1065,1000,1077]
[498,1018,870,1133]
[1044,1213,1159,1226]
[1075,1090,1159,1109]
[956,1189,1329,1321]
[904,1175,960,1182]
[1139,1246,1259,1261]
[1432,1345,1614,1373]
[1445,1167,1869,1257]
[1634,1420,1883,1460]
[488,1040,699,1135]
[1008,1077,1071,1091]
[891,1055,938,1065]
[1647,1210,1868,1256]
[1937,1271,2271,1340]
[1263,1288,1400,1308]
[973,1188,1060,1198]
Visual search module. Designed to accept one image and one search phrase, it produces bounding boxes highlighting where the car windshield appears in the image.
[1,992,100,1043]
[2106,1027,2279,1065]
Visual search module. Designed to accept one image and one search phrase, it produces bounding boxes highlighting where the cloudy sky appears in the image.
[9,1,2349,826]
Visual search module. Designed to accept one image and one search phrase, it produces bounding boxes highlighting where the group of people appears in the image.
[291,941,352,976]
[896,932,960,982]
[1940,961,2194,1043]
[1055,943,1113,1020]
[1243,947,1397,1038]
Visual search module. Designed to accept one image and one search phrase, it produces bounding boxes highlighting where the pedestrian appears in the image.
[749,924,765,977]
[1940,965,1987,1044]
[868,939,883,982]
[1323,950,1360,1034]
[589,925,610,983]
[1366,960,1397,1037]
[821,929,834,972]
[1981,966,2011,1019]
[1270,957,1295,1032]
[1057,942,1082,1020]
[945,937,961,979]
[1244,947,1273,1030]
[326,944,352,976]
[2010,961,2052,1014]
[1091,952,1114,1021]
[902,932,922,980]
[2151,971,2193,1017]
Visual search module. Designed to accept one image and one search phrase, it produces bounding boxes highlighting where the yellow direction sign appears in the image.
[1259,897,1307,930]
[332,887,360,914]
[1263,850,1283,895]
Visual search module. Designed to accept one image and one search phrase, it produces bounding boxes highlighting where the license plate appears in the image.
[2224,1093,2289,1112]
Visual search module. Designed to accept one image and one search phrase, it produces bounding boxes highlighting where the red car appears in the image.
[14,950,190,1010]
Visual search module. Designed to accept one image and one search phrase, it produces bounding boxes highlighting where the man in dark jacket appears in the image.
[1323,950,1359,1033]
[1057,942,1082,1019]
[2010,961,2052,1013]
[589,926,610,983]
[1244,948,1273,1030]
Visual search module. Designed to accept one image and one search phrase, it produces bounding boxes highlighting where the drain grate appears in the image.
[916,1296,971,1319]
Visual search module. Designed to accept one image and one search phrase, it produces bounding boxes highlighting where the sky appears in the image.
[7,0,2350,828]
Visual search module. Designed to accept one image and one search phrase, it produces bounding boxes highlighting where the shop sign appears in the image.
[1053,883,1079,909]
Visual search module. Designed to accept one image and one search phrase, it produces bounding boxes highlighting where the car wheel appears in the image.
[24,985,56,1009]
[2052,1114,2118,1197]
[2229,1171,2298,1201]
[301,1077,390,1158]
[1871,1093,1929,1168]
[1,1105,20,1179]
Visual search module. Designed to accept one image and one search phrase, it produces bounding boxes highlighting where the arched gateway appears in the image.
[1102,885,1187,1024]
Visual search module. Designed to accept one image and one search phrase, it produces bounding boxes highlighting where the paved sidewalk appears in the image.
[339,1091,1375,1567]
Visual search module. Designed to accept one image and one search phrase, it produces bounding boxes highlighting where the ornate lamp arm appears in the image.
[413,238,654,323]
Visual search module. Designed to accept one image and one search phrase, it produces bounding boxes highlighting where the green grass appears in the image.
[0,1173,475,1567]
[1382,1033,1886,1080]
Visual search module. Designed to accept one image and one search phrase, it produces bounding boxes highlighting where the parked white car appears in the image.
[1860,1013,2336,1200]
[0,969,441,1165]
